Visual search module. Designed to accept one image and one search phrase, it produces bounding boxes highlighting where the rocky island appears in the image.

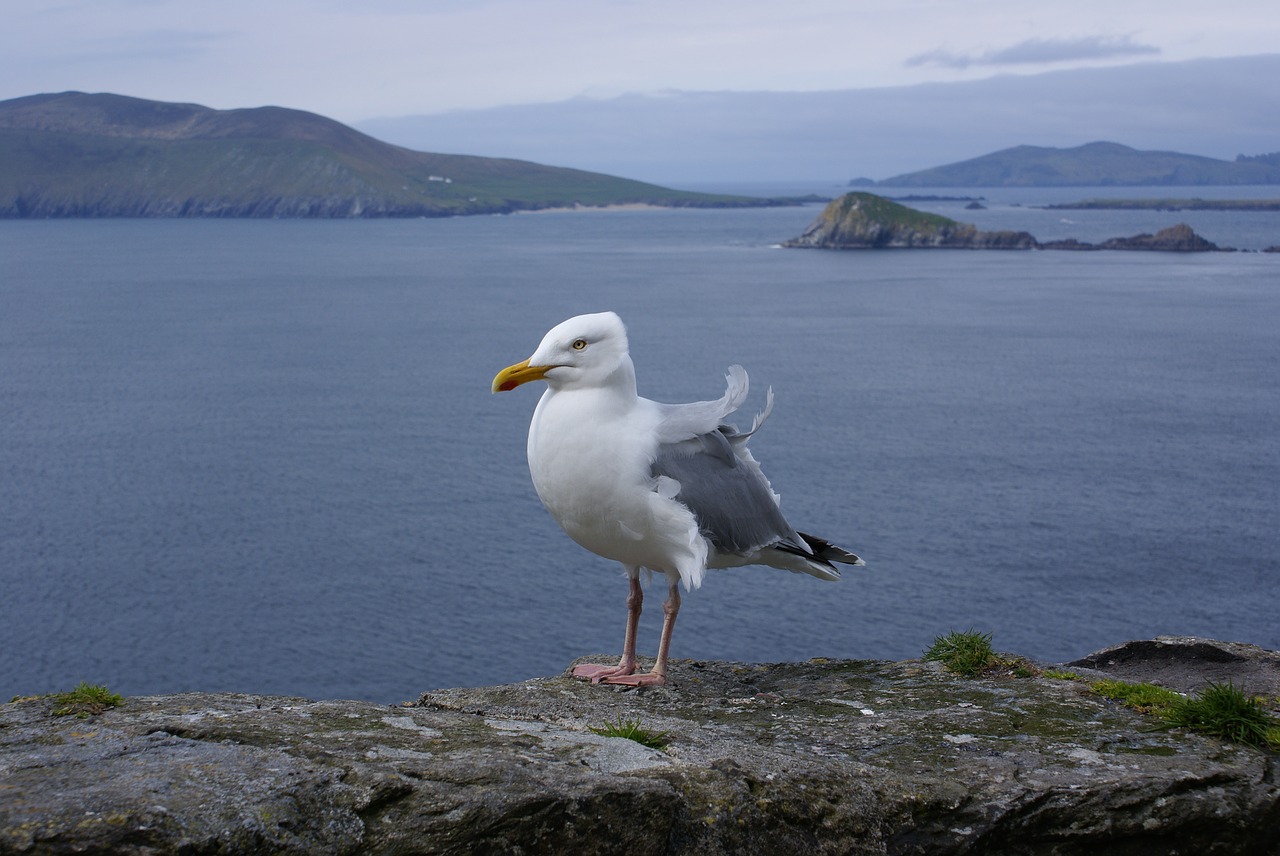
[2,636,1277,854]
[783,192,1038,249]
[784,193,1234,252]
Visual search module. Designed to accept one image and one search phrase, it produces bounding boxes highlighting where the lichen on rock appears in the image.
[1,638,1278,854]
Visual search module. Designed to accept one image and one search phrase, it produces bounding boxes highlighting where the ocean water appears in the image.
[2,194,1278,703]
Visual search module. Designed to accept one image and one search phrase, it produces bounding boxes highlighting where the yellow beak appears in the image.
[492,358,551,393]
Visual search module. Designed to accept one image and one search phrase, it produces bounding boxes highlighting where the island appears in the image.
[1038,224,1226,252]
[782,192,1038,249]
[1046,198,1280,211]
[783,193,1234,252]
[870,141,1280,188]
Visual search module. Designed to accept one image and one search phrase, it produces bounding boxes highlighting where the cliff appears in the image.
[0,92,765,218]
[785,193,1233,252]
[782,193,1038,249]
[2,636,1277,855]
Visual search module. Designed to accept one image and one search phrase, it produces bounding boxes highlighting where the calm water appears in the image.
[2,195,1278,703]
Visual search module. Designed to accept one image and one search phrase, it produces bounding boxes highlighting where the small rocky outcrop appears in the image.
[783,192,1037,249]
[1040,223,1230,252]
[1067,636,1280,695]
[2,637,1277,854]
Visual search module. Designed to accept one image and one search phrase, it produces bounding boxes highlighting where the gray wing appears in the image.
[651,423,807,556]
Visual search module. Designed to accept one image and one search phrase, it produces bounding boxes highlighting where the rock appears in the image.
[2,642,1278,854]
[1066,635,1280,697]
[783,192,1037,249]
[1034,237,1098,251]
[1040,223,1231,252]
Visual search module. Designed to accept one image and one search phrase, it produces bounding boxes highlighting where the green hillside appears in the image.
[784,192,1037,249]
[0,92,762,218]
[877,142,1280,187]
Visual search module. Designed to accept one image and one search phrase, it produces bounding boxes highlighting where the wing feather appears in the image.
[652,365,749,444]
[652,427,805,557]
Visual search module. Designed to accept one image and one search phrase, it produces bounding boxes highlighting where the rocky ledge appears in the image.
[784,193,1233,251]
[2,636,1278,855]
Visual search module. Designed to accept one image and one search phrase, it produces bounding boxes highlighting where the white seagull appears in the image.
[492,311,863,686]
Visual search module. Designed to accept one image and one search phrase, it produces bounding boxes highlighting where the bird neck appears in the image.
[608,355,639,399]
[544,354,639,413]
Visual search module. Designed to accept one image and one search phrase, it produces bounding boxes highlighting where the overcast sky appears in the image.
[2,0,1276,123]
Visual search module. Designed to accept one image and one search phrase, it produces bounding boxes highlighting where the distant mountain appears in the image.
[357,54,1280,185]
[875,142,1280,187]
[0,92,759,218]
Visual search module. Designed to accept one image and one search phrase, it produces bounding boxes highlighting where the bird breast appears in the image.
[526,389,705,575]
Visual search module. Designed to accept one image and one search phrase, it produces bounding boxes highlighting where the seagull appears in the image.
[492,311,863,686]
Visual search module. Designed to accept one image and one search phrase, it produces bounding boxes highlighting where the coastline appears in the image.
[516,202,669,214]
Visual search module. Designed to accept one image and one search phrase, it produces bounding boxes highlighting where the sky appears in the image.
[2,0,1277,124]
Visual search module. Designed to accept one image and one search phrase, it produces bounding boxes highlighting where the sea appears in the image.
[2,184,1277,704]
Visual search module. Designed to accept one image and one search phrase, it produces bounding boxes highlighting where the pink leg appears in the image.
[572,576,642,683]
[593,582,680,687]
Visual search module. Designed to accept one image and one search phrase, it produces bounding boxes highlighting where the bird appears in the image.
[491,311,863,686]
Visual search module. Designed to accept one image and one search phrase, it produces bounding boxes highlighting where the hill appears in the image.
[0,92,761,218]
[875,142,1280,187]
[357,54,1280,184]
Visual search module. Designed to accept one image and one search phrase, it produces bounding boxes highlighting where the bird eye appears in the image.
[572,338,588,351]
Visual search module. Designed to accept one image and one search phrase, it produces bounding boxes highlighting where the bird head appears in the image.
[492,311,632,393]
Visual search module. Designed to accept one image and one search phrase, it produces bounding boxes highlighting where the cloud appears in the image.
[906,35,1161,70]
[70,29,234,64]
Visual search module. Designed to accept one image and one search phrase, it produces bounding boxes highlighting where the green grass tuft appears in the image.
[1163,682,1280,751]
[589,715,670,749]
[836,192,959,231]
[51,682,124,718]
[923,630,1039,678]
[1085,677,1279,751]
[924,630,997,676]
[1090,679,1183,715]
[1042,669,1083,681]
